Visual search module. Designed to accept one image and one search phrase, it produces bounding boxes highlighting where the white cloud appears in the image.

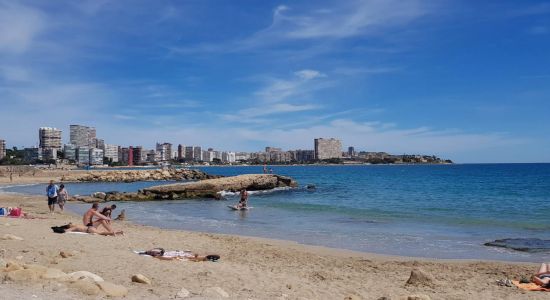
[295,69,325,80]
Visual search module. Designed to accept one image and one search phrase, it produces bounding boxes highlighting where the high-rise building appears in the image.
[70,125,96,147]
[155,142,172,161]
[185,146,194,161]
[314,138,342,160]
[89,148,104,165]
[39,127,62,151]
[203,150,213,162]
[177,144,185,160]
[103,144,119,163]
[193,146,202,161]
[120,147,132,165]
[0,139,5,160]
[132,146,142,165]
[95,138,105,150]
[348,146,356,158]
[222,152,236,163]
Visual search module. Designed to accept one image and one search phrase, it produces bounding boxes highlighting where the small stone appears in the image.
[71,278,100,296]
[176,287,191,298]
[344,295,361,300]
[377,297,391,300]
[6,269,40,281]
[59,251,73,258]
[131,273,151,284]
[97,281,129,297]
[67,271,104,282]
[407,295,431,300]
[202,286,229,298]
[42,268,67,280]
[1,234,23,241]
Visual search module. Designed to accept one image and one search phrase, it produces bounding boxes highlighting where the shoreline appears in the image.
[1,181,544,264]
[0,192,547,299]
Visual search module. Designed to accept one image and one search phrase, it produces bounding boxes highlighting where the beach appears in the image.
[0,191,548,300]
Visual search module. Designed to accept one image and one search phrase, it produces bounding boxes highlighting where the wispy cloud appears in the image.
[254,69,329,102]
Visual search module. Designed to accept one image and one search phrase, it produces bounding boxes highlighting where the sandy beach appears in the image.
[0,187,548,300]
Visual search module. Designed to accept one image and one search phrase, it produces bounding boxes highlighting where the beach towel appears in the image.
[512,280,550,291]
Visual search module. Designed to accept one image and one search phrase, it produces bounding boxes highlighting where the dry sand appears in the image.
[0,185,548,299]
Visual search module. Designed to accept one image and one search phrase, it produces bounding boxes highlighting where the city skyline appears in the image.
[1,1,549,163]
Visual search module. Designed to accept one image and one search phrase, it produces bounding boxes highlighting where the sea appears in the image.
[2,164,549,262]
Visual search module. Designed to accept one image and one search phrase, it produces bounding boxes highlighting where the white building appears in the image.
[39,127,62,151]
[89,148,104,165]
[193,146,202,161]
[76,147,90,164]
[103,144,119,163]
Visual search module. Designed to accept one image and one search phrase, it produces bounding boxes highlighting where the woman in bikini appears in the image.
[139,248,219,262]
[532,262,550,288]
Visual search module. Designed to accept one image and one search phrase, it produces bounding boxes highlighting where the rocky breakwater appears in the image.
[63,168,221,183]
[88,174,298,202]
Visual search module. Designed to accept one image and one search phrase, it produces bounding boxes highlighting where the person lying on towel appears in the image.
[52,223,123,236]
[138,248,220,262]
[532,262,550,288]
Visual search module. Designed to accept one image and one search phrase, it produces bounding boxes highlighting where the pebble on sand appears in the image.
[202,286,229,298]
[407,295,431,300]
[131,273,152,284]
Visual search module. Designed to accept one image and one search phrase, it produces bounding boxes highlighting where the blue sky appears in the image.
[0,0,549,163]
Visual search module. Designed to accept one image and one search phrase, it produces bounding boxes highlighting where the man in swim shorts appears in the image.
[83,203,115,234]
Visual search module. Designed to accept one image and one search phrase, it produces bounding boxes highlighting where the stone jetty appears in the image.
[73,174,298,202]
[62,168,221,183]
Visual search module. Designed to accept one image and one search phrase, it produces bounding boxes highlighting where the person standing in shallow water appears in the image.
[46,180,59,214]
[57,184,69,212]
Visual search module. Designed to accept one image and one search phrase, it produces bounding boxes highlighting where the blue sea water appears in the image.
[2,164,550,262]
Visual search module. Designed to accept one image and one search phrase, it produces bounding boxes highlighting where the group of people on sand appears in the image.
[46,180,69,213]
[62,203,123,236]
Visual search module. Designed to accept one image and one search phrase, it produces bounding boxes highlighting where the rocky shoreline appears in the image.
[61,168,221,183]
[70,174,298,202]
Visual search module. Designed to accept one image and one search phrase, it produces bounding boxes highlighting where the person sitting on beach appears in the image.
[83,203,116,234]
[101,204,117,221]
[237,188,248,208]
[138,248,220,262]
[532,262,550,288]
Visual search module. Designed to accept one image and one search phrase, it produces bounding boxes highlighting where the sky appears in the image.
[0,0,549,163]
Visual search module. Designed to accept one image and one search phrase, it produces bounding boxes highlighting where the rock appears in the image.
[6,269,40,281]
[344,295,362,300]
[91,192,107,199]
[377,298,391,300]
[202,286,229,298]
[59,251,73,258]
[42,268,67,280]
[407,295,431,300]
[176,287,191,298]
[1,234,24,240]
[140,174,298,200]
[4,261,23,272]
[71,278,101,295]
[97,281,129,297]
[67,271,104,283]
[406,268,435,287]
[131,273,151,284]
